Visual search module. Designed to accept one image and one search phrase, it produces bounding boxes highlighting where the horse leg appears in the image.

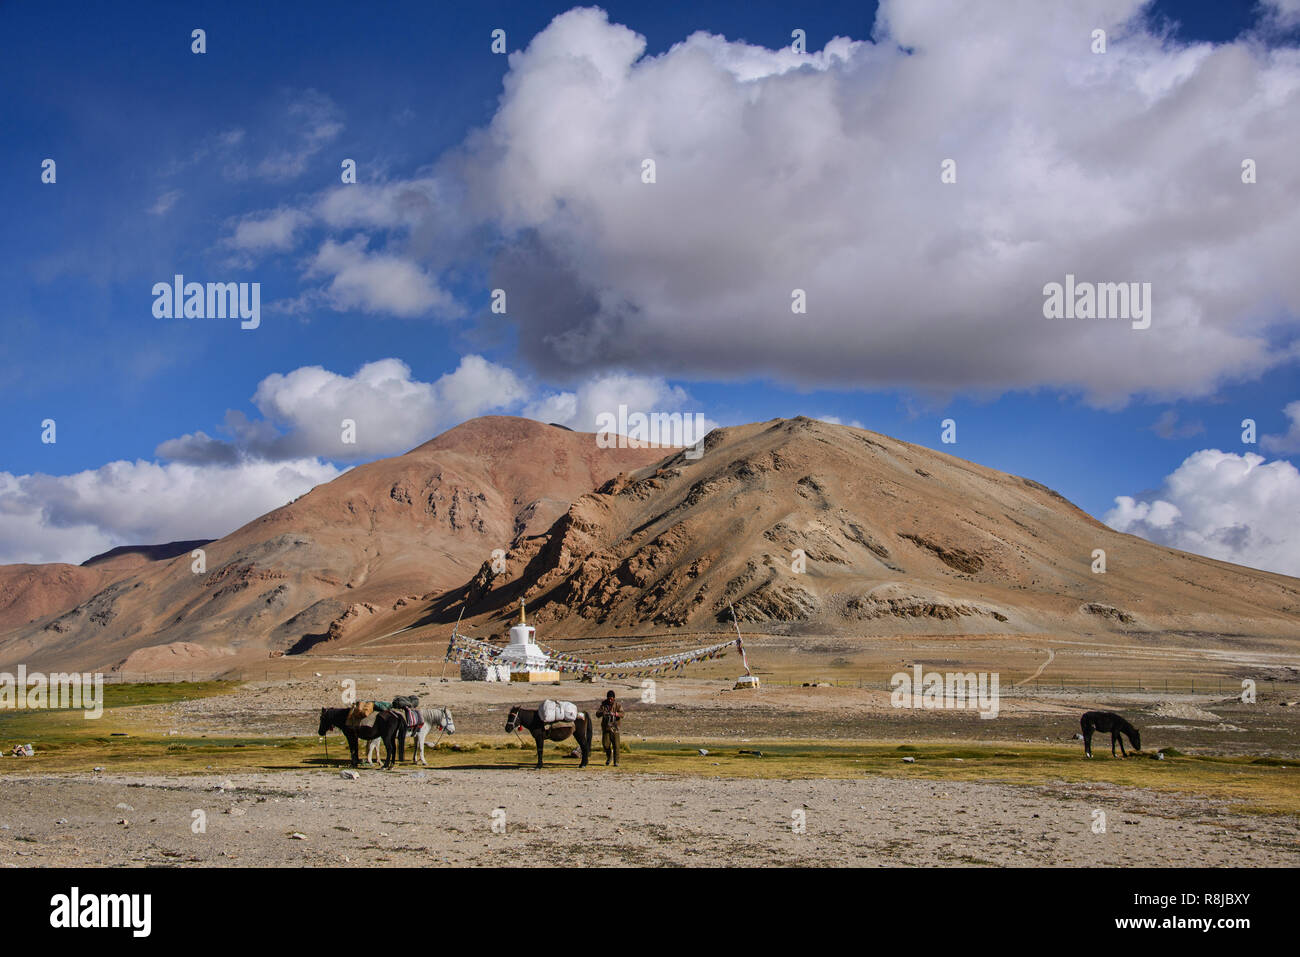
[346,730,360,768]
[1111,732,1119,757]
[1083,727,1093,758]
[581,716,591,768]
[534,730,545,769]
[1118,733,1127,758]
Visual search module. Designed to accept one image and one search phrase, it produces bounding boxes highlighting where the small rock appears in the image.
[289,832,308,840]
[115,803,134,812]
[339,770,360,780]
[697,749,709,756]
[902,757,916,763]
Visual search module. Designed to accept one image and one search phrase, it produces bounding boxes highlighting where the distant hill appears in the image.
[82,540,214,568]
[0,417,664,672]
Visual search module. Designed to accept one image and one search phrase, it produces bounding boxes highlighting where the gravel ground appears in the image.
[1,768,1295,867]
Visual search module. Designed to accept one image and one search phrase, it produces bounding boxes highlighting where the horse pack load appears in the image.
[346,701,376,727]
[538,699,579,724]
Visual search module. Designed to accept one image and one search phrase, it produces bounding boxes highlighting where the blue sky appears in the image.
[2,0,1299,572]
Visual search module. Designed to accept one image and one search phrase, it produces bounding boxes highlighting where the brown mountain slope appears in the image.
[0,540,215,634]
[0,417,664,672]
[441,417,1300,644]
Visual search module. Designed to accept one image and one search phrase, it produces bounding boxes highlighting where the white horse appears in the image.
[366,706,454,766]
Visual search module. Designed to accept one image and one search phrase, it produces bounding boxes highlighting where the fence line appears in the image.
[94,670,1285,698]
[761,676,1281,695]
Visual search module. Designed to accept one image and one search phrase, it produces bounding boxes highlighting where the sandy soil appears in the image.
[2,767,1295,868]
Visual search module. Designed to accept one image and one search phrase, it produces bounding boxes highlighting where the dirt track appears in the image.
[2,768,1296,867]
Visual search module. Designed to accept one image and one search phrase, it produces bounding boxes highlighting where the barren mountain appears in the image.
[439,418,1300,647]
[6,415,1297,675]
[0,539,213,635]
[0,418,663,672]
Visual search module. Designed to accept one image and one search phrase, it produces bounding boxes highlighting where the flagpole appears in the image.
[728,602,752,676]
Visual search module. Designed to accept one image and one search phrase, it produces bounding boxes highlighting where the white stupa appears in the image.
[499,601,559,682]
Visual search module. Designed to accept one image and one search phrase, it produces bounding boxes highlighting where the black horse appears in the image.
[1081,711,1141,758]
[317,706,406,769]
[505,705,592,769]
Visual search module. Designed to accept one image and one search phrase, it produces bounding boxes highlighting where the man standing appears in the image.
[596,690,624,766]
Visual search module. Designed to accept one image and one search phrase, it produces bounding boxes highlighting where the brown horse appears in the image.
[505,705,592,768]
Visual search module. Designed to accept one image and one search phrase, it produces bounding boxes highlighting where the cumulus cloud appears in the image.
[1105,449,1300,576]
[0,459,340,566]
[159,356,530,463]
[436,3,1300,404]
[1261,399,1300,453]
[306,237,457,318]
[523,371,718,444]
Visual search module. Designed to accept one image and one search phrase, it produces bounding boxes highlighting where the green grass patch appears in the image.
[1,681,1297,819]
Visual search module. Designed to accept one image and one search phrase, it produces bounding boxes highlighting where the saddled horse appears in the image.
[317,706,406,769]
[367,706,455,766]
[505,705,592,769]
[1081,710,1141,758]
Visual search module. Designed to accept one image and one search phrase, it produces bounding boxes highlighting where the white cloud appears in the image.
[159,356,531,463]
[315,179,442,231]
[816,415,866,430]
[443,4,1300,404]
[1105,449,1300,576]
[0,459,340,566]
[225,208,310,252]
[307,236,457,317]
[523,371,718,443]
[1261,399,1300,453]
[1262,0,1300,30]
